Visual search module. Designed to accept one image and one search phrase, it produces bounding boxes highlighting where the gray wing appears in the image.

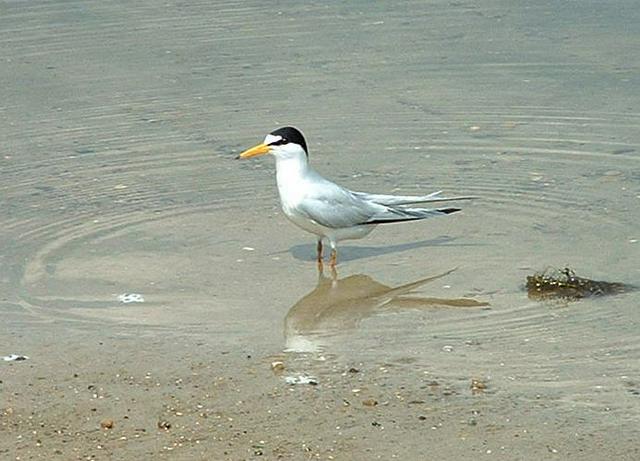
[295,188,380,228]
[352,190,476,206]
[295,188,457,228]
[293,171,464,228]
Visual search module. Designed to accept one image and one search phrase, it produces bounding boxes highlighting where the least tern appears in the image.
[238,126,473,267]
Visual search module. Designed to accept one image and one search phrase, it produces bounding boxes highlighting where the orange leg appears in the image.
[329,262,337,281]
[329,248,337,268]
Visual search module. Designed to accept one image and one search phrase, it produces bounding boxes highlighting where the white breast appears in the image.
[274,155,377,242]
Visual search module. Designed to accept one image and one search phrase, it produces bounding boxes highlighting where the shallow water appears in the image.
[1,0,639,457]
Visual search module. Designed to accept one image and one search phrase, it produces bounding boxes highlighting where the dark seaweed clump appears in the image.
[526,268,634,300]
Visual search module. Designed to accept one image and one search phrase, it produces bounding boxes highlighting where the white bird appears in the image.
[237,126,473,268]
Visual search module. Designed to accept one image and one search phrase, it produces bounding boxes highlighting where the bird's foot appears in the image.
[316,258,338,281]
[329,265,337,281]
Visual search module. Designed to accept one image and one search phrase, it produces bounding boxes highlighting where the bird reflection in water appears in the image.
[284,267,489,353]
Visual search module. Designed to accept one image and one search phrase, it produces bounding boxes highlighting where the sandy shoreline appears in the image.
[3,324,639,461]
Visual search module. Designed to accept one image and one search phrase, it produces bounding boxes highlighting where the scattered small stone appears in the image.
[157,420,172,430]
[471,378,488,393]
[100,419,114,430]
[348,367,360,373]
[271,361,285,373]
[418,415,427,421]
[362,399,378,407]
[284,375,318,385]
[2,354,29,362]
[117,293,145,304]
[442,345,454,352]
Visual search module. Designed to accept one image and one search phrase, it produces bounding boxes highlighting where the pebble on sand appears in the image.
[2,354,29,362]
[100,419,114,430]
[157,420,172,430]
[471,378,488,393]
[362,399,378,407]
[117,293,145,304]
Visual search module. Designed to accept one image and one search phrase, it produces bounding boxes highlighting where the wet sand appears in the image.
[2,1,640,459]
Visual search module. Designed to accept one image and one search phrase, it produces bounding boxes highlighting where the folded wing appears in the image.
[352,190,476,206]
[296,191,460,228]
[295,193,378,229]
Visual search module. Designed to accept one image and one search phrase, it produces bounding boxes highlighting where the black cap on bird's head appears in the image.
[268,126,308,156]
[237,126,309,159]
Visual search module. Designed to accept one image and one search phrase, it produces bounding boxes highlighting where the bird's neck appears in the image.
[275,155,310,207]
[275,155,309,186]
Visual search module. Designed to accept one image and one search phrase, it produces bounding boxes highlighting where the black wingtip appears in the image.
[439,208,461,214]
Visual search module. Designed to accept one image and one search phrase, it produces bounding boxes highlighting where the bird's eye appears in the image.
[271,137,288,146]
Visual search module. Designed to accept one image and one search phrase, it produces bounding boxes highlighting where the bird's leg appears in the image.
[328,249,338,280]
[329,261,338,281]
[329,240,338,268]
[316,239,324,271]
[329,249,337,267]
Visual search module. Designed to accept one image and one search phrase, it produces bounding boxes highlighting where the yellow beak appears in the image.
[237,143,271,159]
